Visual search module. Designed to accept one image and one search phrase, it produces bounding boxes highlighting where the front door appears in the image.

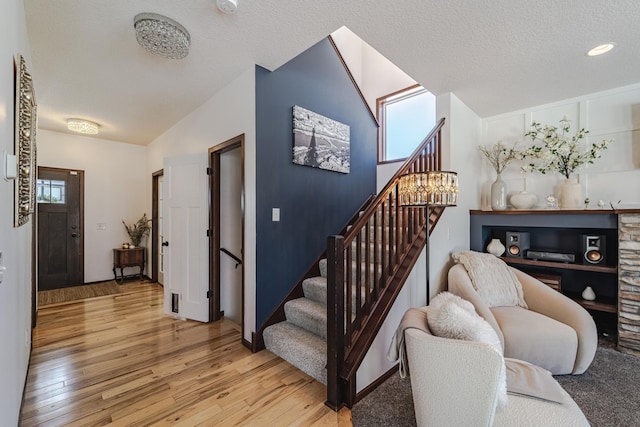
[163,153,209,322]
[37,167,83,290]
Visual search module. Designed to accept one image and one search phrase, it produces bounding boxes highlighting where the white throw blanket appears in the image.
[452,250,528,308]
[387,306,429,378]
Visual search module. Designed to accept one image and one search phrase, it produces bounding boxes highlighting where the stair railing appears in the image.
[326,117,447,409]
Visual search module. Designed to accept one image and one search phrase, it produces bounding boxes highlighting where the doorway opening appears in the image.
[209,135,245,336]
[151,169,164,285]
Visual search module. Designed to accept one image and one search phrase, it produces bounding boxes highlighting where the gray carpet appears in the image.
[352,344,640,426]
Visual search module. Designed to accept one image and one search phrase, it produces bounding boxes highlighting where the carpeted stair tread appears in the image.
[319,258,328,278]
[263,321,327,385]
[285,298,327,339]
[302,274,368,311]
[302,276,327,304]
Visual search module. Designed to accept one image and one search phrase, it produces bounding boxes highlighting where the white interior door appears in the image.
[163,153,209,322]
[158,175,165,285]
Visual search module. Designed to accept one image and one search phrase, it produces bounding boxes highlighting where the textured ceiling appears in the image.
[24,0,640,145]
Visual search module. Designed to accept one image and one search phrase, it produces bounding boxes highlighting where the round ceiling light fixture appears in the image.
[134,13,191,60]
[217,0,238,14]
[586,43,615,57]
[67,118,100,135]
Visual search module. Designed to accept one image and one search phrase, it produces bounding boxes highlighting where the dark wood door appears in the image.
[37,167,84,290]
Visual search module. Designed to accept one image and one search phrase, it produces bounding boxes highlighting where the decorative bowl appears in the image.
[510,191,538,210]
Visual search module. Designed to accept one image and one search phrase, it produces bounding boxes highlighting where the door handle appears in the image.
[71,233,79,238]
[162,241,169,247]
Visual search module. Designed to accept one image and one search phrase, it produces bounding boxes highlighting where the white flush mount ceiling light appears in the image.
[586,43,615,57]
[134,13,191,59]
[217,0,238,14]
[67,119,100,135]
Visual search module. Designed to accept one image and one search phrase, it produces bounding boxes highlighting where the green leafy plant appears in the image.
[122,213,151,246]
[522,117,612,179]
[478,141,521,174]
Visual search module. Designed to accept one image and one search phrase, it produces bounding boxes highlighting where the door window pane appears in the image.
[37,179,66,204]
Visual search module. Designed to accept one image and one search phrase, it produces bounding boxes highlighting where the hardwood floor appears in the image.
[22,282,352,426]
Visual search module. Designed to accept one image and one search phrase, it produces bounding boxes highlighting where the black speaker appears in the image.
[580,235,606,265]
[506,232,530,258]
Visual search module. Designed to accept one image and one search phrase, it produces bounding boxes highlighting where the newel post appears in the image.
[326,235,345,410]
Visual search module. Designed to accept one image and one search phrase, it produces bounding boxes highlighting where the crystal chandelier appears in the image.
[67,118,100,135]
[134,13,190,60]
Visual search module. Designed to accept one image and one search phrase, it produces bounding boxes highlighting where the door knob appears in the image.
[71,233,79,238]
[162,241,169,247]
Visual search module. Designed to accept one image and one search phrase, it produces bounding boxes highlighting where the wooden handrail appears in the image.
[326,118,447,409]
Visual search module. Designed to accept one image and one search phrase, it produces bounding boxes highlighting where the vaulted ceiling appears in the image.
[24,0,640,145]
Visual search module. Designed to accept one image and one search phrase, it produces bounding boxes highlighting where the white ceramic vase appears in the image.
[560,177,583,209]
[486,238,506,257]
[510,191,538,210]
[582,286,596,301]
[491,173,507,211]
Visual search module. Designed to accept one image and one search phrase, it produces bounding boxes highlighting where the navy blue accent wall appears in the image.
[255,38,378,327]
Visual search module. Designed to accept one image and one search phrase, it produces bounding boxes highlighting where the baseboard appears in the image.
[18,343,32,426]
[354,364,399,404]
[81,275,153,286]
[243,336,253,352]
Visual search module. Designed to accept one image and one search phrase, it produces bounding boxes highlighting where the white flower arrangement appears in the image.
[478,141,521,174]
[522,117,613,179]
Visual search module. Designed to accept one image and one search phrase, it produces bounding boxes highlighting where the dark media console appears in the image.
[469,210,618,317]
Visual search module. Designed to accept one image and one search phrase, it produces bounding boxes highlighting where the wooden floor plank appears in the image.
[21,282,350,426]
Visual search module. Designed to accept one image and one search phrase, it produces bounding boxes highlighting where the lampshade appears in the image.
[398,171,458,207]
[67,118,100,135]
[134,13,190,60]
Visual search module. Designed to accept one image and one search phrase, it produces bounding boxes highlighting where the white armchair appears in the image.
[403,306,589,427]
[448,263,597,375]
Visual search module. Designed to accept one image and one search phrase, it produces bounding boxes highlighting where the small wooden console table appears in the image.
[112,247,145,283]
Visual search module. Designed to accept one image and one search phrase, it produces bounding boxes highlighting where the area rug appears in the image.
[352,344,640,426]
[38,280,122,306]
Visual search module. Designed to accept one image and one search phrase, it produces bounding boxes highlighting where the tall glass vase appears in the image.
[491,173,507,210]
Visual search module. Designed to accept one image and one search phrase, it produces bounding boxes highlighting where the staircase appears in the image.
[261,118,449,409]
[262,259,332,384]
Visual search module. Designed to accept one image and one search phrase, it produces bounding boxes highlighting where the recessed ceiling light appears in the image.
[586,43,615,57]
[67,119,100,135]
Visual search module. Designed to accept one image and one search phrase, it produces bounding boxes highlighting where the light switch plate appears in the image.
[4,151,17,180]
[272,208,280,222]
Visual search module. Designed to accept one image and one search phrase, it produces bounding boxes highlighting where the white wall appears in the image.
[481,83,640,209]
[0,1,33,424]
[357,92,481,392]
[146,67,256,342]
[331,27,417,117]
[37,130,148,282]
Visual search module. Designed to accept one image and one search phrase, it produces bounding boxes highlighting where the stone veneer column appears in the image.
[618,213,640,356]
